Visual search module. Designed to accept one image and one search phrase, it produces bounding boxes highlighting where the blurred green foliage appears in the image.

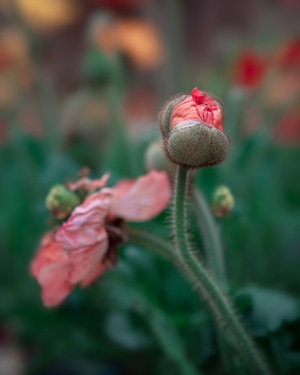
[0,3,300,375]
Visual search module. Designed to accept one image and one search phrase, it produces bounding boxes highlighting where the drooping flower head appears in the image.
[159,88,230,169]
[30,171,171,307]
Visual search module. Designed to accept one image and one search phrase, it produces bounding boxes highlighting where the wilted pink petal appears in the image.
[109,170,171,221]
[55,191,111,283]
[67,230,108,284]
[80,263,106,288]
[30,232,73,307]
[55,191,111,250]
[67,173,110,191]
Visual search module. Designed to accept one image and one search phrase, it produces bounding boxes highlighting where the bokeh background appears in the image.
[0,0,300,374]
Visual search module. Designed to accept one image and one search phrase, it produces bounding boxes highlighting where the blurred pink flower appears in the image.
[30,171,171,307]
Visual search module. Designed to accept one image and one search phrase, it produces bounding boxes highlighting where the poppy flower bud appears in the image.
[211,185,234,218]
[45,184,80,219]
[159,88,230,169]
[145,140,173,173]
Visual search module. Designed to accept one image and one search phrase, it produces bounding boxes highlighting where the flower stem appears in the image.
[172,166,271,375]
[192,186,236,372]
[127,228,259,374]
[192,187,227,287]
[127,227,173,261]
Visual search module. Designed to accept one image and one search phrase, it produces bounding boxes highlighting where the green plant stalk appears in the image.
[127,228,267,375]
[192,187,236,373]
[172,166,271,375]
[192,187,227,287]
[127,227,173,261]
[107,90,135,177]
[107,270,202,375]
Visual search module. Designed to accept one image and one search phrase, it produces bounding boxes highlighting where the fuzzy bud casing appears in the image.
[159,88,230,169]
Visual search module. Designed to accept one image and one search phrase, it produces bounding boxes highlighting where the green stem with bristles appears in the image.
[171,166,271,375]
[127,226,270,375]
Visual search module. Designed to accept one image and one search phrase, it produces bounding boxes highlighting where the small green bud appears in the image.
[46,184,80,219]
[212,186,234,218]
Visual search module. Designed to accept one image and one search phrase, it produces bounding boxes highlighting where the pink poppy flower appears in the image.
[30,170,171,307]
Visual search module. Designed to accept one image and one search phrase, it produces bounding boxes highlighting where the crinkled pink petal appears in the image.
[30,232,73,307]
[109,170,171,221]
[55,191,111,250]
[80,263,106,288]
[67,173,110,191]
[171,88,223,131]
[67,228,108,284]
[55,191,111,284]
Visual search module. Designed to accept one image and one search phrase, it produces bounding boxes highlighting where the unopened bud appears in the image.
[46,185,80,219]
[145,140,173,173]
[211,186,234,218]
[159,88,230,169]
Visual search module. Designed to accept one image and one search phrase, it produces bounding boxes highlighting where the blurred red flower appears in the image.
[30,171,171,307]
[280,38,300,69]
[233,51,266,89]
[273,111,300,144]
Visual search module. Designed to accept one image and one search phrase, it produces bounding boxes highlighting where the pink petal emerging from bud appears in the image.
[30,232,73,307]
[109,170,171,221]
[55,191,111,283]
[170,88,223,131]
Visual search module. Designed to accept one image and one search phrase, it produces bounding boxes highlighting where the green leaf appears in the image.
[237,286,300,337]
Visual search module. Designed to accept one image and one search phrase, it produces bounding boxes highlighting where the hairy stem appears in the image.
[127,228,268,375]
[172,166,271,375]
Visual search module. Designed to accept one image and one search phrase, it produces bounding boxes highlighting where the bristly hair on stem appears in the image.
[170,166,272,375]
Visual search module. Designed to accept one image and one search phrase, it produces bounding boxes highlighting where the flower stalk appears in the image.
[172,166,271,375]
[192,186,227,287]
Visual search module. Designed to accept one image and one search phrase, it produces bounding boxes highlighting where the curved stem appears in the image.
[192,187,227,287]
[127,228,269,375]
[127,227,173,261]
[192,187,239,373]
[172,166,271,375]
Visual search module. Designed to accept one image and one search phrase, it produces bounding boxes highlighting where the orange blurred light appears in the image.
[115,18,164,69]
[14,0,83,30]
